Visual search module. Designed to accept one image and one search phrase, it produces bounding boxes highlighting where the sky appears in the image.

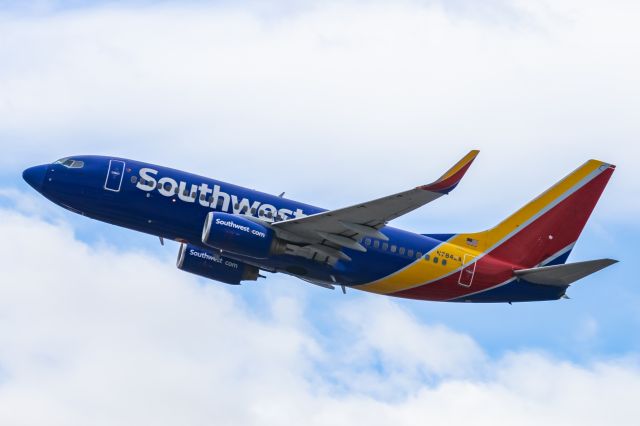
[0,0,639,424]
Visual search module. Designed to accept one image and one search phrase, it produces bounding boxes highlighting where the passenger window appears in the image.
[374,240,380,249]
[364,238,371,246]
[131,176,138,184]
[251,208,257,214]
[390,245,397,253]
[424,254,430,261]
[416,252,422,259]
[408,249,414,257]
[433,257,439,264]
[442,259,447,266]
[382,243,389,251]
[399,247,406,255]
[200,194,206,201]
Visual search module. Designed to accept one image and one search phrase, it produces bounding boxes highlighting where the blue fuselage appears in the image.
[25,155,443,286]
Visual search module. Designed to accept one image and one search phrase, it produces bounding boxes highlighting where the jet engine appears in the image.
[201,212,286,259]
[177,243,260,285]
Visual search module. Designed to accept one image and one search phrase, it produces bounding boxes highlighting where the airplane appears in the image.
[22,150,617,303]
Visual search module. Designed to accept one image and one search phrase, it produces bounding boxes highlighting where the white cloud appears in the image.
[0,204,639,425]
[1,3,638,423]
[0,0,638,225]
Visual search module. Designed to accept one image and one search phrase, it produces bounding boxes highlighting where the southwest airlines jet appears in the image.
[22,151,617,303]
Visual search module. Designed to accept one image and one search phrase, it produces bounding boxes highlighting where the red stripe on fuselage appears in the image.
[392,167,614,301]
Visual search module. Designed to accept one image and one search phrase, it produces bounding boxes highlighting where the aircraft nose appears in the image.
[22,164,48,192]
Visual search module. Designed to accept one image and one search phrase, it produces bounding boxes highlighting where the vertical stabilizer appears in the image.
[458,160,615,268]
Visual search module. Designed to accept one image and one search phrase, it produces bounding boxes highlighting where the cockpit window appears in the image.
[55,158,85,169]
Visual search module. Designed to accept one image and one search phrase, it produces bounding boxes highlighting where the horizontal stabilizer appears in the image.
[514,259,617,287]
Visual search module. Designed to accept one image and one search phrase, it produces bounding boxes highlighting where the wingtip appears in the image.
[446,149,480,176]
[452,150,480,168]
[418,149,480,194]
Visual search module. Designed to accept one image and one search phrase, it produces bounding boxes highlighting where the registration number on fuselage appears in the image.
[435,249,463,263]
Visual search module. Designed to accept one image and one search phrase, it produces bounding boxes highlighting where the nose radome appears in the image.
[22,164,48,192]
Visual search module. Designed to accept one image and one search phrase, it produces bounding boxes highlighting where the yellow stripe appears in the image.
[437,150,480,182]
[360,241,480,295]
[458,159,605,251]
[360,159,607,295]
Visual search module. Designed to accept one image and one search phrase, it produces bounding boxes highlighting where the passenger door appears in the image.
[458,254,477,287]
[104,160,126,192]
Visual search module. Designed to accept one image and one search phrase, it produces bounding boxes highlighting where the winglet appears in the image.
[418,150,479,194]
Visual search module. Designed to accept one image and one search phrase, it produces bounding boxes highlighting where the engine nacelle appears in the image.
[177,244,260,285]
[201,212,285,259]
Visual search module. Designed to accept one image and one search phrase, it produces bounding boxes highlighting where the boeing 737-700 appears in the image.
[22,151,617,303]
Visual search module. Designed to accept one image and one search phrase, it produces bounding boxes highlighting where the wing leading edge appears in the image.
[272,150,479,259]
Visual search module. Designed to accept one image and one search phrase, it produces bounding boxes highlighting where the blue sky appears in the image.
[1,1,639,424]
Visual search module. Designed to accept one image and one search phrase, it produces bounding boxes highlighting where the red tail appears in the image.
[460,160,615,268]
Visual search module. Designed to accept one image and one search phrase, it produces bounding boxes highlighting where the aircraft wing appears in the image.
[272,150,479,259]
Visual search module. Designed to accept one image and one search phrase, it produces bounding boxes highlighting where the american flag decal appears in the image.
[466,238,479,247]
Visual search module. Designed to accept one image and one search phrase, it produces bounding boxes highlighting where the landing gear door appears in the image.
[458,254,477,288]
[104,160,126,192]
